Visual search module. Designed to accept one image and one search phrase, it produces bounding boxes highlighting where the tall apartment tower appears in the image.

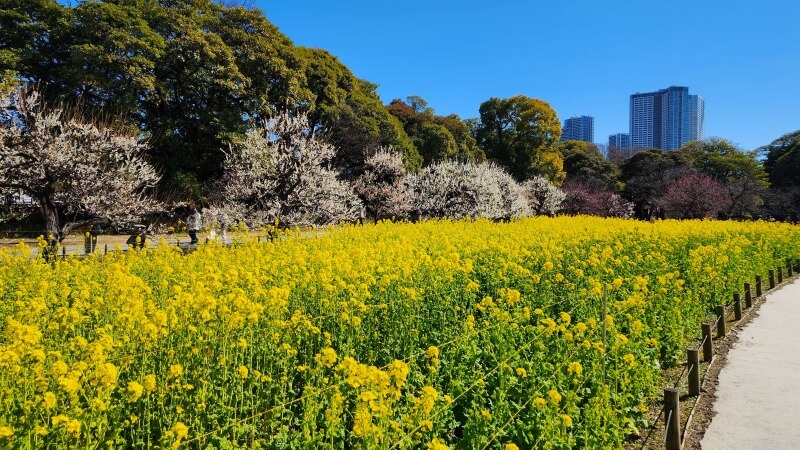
[561,115,594,143]
[608,133,630,148]
[689,95,705,142]
[629,86,704,150]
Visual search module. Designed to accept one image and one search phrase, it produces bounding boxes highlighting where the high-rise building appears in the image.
[629,86,704,150]
[689,95,705,142]
[608,133,630,148]
[561,115,594,143]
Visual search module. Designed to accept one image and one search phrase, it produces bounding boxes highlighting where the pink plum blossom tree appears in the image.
[658,173,732,219]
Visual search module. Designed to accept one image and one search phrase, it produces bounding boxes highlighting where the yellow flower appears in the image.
[51,360,68,376]
[515,367,527,378]
[623,353,636,367]
[126,381,144,402]
[533,397,547,410]
[143,374,156,391]
[388,360,410,387]
[426,346,440,360]
[561,414,573,427]
[0,426,13,439]
[51,415,81,436]
[237,365,249,379]
[568,361,583,377]
[168,421,189,447]
[58,376,81,394]
[427,438,449,450]
[43,391,57,409]
[505,444,520,450]
[419,419,433,431]
[548,389,562,404]
[480,410,492,420]
[169,364,184,378]
[319,348,338,368]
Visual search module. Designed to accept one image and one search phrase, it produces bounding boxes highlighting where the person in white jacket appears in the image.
[187,204,202,244]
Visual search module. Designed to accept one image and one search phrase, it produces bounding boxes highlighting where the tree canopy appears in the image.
[557,140,619,191]
[473,95,563,183]
[761,130,800,188]
[386,97,483,166]
[0,0,422,198]
[676,138,767,218]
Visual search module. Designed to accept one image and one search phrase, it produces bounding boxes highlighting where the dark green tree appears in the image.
[297,48,421,174]
[413,122,458,163]
[557,140,619,191]
[474,95,563,182]
[761,130,800,188]
[65,0,164,121]
[619,150,692,219]
[0,0,72,90]
[386,97,483,165]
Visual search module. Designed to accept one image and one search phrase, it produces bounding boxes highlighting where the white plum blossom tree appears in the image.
[354,149,410,221]
[220,112,361,227]
[522,176,565,216]
[0,88,160,241]
[403,160,529,220]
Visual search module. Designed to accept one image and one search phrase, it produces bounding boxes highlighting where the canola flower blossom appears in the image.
[0,217,798,448]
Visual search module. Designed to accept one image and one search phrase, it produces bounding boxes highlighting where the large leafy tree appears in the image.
[761,130,800,188]
[474,95,563,183]
[0,0,72,89]
[676,139,768,218]
[296,48,420,175]
[66,0,165,122]
[619,150,692,219]
[387,97,484,165]
[557,140,619,191]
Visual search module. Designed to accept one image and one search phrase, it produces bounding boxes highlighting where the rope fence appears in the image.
[639,257,800,449]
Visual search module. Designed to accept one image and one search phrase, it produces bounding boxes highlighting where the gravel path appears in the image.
[700,278,800,449]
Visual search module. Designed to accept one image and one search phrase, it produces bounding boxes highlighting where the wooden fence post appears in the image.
[733,293,742,321]
[104,244,108,255]
[744,283,752,308]
[716,305,726,338]
[788,261,794,277]
[756,275,763,297]
[664,388,682,450]
[778,266,784,284]
[61,246,66,258]
[702,323,713,362]
[688,348,700,397]
[769,270,776,289]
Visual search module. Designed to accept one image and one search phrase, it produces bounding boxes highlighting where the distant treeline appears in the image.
[1,0,799,220]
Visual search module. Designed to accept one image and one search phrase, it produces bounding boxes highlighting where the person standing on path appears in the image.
[187,204,202,245]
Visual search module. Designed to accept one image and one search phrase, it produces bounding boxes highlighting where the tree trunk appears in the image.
[40,198,61,242]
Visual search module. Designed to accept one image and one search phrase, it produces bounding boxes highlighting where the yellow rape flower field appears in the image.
[0,217,798,449]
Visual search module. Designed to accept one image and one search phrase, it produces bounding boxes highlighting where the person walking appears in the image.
[187,204,202,245]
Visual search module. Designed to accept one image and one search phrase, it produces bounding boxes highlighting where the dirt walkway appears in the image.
[700,278,800,449]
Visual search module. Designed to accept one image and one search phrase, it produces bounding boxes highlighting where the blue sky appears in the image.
[257,0,799,151]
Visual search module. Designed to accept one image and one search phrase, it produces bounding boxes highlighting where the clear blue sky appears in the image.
[256,0,799,151]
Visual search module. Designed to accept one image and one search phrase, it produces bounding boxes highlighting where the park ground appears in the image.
[696,278,800,449]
